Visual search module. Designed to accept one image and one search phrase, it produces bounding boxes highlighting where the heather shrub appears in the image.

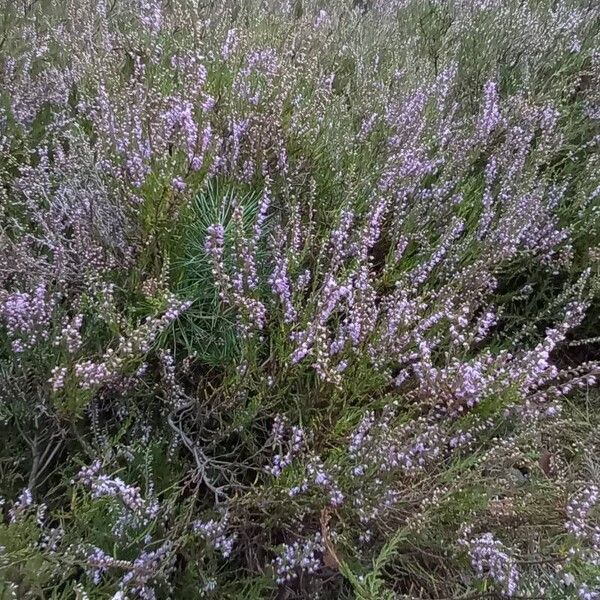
[0,0,600,598]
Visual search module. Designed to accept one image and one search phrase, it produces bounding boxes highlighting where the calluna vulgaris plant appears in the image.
[0,0,600,598]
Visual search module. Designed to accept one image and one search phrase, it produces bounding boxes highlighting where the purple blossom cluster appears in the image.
[8,488,34,523]
[266,417,306,477]
[76,461,159,533]
[7,488,47,530]
[308,461,344,507]
[561,483,600,583]
[566,485,599,539]
[58,313,83,354]
[0,284,55,353]
[192,514,237,559]
[272,533,324,585]
[460,531,520,597]
[85,541,173,599]
[68,296,191,391]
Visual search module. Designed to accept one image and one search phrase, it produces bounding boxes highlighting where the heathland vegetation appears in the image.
[0,1,599,598]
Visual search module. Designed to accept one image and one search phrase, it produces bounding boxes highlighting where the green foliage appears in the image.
[172,181,263,366]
